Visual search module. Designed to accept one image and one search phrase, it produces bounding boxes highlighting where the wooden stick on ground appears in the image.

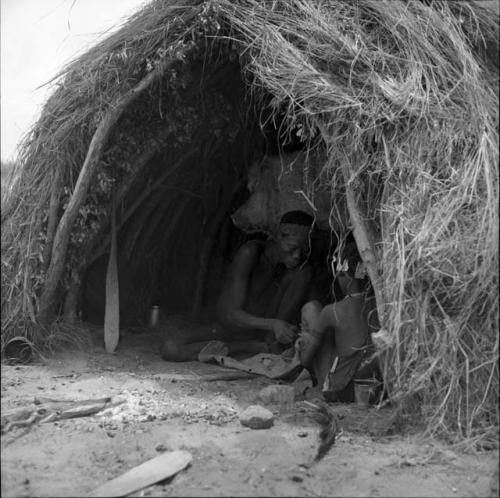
[104,187,120,353]
[1,396,121,434]
[88,450,192,498]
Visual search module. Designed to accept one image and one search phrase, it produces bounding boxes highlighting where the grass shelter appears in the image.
[1,0,498,446]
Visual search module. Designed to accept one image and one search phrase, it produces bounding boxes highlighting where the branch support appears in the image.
[37,55,188,324]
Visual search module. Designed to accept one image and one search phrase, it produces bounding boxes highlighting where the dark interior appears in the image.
[80,54,339,327]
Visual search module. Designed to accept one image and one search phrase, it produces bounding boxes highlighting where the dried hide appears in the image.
[232,151,338,233]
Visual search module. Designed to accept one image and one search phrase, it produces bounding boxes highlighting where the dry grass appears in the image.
[216,0,498,446]
[1,0,498,446]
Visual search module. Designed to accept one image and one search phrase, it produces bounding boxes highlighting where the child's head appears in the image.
[334,239,369,295]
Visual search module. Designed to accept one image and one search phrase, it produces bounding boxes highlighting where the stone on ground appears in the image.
[239,405,274,429]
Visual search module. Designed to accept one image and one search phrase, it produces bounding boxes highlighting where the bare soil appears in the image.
[1,323,498,497]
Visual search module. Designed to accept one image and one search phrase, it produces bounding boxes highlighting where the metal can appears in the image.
[149,305,160,327]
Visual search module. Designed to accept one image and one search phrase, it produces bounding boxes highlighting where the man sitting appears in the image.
[161,210,315,362]
[297,240,381,402]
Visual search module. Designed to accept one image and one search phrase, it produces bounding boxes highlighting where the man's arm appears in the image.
[216,242,276,335]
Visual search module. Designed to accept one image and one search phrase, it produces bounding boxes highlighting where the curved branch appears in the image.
[343,172,384,321]
[37,55,186,323]
[42,167,63,273]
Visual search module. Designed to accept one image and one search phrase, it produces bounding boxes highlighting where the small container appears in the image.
[149,305,160,328]
[354,379,379,406]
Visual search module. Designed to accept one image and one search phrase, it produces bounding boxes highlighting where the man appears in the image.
[297,240,381,402]
[161,210,315,362]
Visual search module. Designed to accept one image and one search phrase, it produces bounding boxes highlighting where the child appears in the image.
[297,240,381,401]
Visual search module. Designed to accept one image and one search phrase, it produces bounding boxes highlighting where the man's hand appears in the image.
[272,319,298,345]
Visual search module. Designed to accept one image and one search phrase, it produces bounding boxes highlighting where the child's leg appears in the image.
[297,300,323,368]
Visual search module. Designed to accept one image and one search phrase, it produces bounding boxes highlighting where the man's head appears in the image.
[274,211,314,269]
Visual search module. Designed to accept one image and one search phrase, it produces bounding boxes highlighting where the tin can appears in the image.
[354,379,380,406]
[149,305,160,328]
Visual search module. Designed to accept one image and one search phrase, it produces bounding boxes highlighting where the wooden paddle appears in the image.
[104,187,119,353]
[88,450,192,497]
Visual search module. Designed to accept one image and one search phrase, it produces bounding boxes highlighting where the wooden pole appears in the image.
[104,188,119,353]
[316,122,385,325]
[342,166,385,324]
[42,167,63,273]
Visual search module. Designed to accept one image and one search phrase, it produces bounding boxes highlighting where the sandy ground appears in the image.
[1,323,498,498]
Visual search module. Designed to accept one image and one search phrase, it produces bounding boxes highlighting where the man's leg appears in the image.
[161,325,270,362]
[162,266,313,362]
[161,326,228,362]
[162,338,269,362]
[161,339,202,362]
[298,302,344,391]
[275,265,314,324]
[261,265,313,351]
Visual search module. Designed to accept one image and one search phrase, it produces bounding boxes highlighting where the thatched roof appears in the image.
[2,0,498,445]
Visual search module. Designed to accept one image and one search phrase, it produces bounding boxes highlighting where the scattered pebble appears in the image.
[289,475,303,483]
[106,431,115,438]
[239,405,274,429]
[298,431,308,438]
[155,444,168,452]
